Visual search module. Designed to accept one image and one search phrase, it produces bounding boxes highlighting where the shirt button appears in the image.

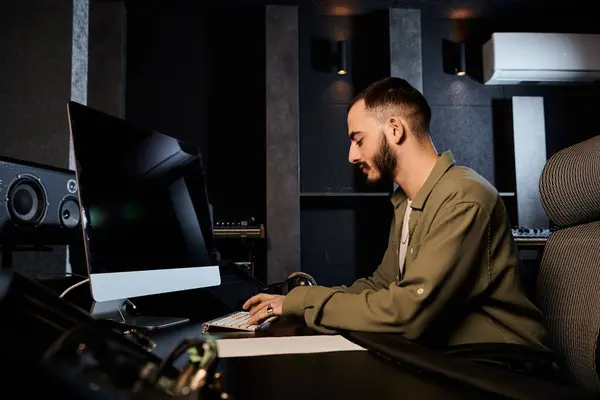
[410,247,414,254]
[416,288,424,295]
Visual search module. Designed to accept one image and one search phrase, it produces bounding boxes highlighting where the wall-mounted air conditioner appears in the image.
[482,32,600,85]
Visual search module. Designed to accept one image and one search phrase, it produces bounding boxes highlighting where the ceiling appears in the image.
[203,0,598,18]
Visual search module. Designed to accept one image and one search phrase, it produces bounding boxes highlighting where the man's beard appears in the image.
[361,132,397,183]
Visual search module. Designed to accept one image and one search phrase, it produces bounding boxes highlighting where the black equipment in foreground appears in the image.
[0,269,231,399]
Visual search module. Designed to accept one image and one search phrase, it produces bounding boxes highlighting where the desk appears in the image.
[148,317,595,400]
[9,268,591,400]
[149,318,500,400]
[141,264,594,400]
[150,317,316,355]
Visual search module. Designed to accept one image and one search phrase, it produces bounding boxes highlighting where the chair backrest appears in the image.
[536,135,600,394]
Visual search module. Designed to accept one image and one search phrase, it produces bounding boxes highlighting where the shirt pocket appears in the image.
[406,242,421,268]
[397,242,421,282]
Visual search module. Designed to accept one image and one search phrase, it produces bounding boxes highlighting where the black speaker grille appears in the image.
[6,175,47,226]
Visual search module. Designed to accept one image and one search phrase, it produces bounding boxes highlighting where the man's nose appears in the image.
[348,144,360,164]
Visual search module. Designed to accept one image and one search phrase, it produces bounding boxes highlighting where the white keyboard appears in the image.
[201,311,277,334]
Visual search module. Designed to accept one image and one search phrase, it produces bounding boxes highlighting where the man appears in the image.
[243,77,546,348]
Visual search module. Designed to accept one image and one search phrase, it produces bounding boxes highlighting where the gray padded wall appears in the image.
[265,5,301,283]
[389,8,423,93]
[512,96,548,228]
[389,8,422,192]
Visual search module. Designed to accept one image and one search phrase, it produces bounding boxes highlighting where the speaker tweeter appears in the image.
[59,197,81,229]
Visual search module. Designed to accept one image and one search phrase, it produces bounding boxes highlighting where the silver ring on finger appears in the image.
[266,303,274,317]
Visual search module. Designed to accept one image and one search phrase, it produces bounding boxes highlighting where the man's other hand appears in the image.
[242,293,284,325]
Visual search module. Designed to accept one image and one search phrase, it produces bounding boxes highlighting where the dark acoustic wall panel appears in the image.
[351,11,390,95]
[298,10,393,287]
[543,93,600,160]
[299,12,355,194]
[429,105,495,185]
[420,14,497,186]
[125,0,208,154]
[301,197,392,287]
[300,103,354,193]
[491,99,518,225]
[349,10,392,195]
[389,8,422,192]
[0,1,72,169]
[0,0,73,276]
[265,5,301,284]
[389,9,423,93]
[88,0,126,119]
[301,208,357,286]
[420,16,502,107]
[204,7,266,228]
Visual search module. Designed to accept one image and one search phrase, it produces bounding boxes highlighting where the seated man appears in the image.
[243,77,546,348]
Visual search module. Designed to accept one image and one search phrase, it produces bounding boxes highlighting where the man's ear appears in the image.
[388,117,406,145]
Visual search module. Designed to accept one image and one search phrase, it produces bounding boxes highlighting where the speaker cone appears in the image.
[7,176,47,225]
[59,197,80,229]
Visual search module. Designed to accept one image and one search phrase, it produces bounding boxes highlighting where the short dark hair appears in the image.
[349,77,431,136]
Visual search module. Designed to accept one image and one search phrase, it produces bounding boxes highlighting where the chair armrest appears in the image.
[444,343,561,382]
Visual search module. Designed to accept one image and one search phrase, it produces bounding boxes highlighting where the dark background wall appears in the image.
[125,1,266,225]
[298,9,392,286]
[0,0,125,277]
[296,7,600,286]
[420,13,600,224]
[0,1,73,276]
[125,0,209,168]
[125,0,267,279]
[2,0,599,287]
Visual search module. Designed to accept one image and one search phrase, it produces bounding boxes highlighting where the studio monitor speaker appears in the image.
[0,156,81,245]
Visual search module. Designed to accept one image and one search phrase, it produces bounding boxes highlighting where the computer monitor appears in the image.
[67,101,221,303]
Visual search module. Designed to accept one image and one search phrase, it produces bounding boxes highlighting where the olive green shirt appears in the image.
[283,152,546,348]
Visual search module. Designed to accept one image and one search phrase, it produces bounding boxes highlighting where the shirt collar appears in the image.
[390,151,456,210]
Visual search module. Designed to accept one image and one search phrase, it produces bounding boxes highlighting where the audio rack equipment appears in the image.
[213,218,264,240]
[212,218,266,279]
[511,226,552,246]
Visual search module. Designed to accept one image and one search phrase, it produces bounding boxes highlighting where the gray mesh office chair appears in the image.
[536,135,600,394]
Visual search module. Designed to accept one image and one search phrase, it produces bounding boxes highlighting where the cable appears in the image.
[59,278,89,298]
[34,272,89,280]
[115,304,126,324]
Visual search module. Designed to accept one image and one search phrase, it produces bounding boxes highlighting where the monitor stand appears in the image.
[89,299,189,330]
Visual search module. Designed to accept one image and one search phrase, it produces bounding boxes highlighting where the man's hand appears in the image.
[242,293,284,325]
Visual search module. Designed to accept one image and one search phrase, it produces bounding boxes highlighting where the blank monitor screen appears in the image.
[67,101,220,302]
